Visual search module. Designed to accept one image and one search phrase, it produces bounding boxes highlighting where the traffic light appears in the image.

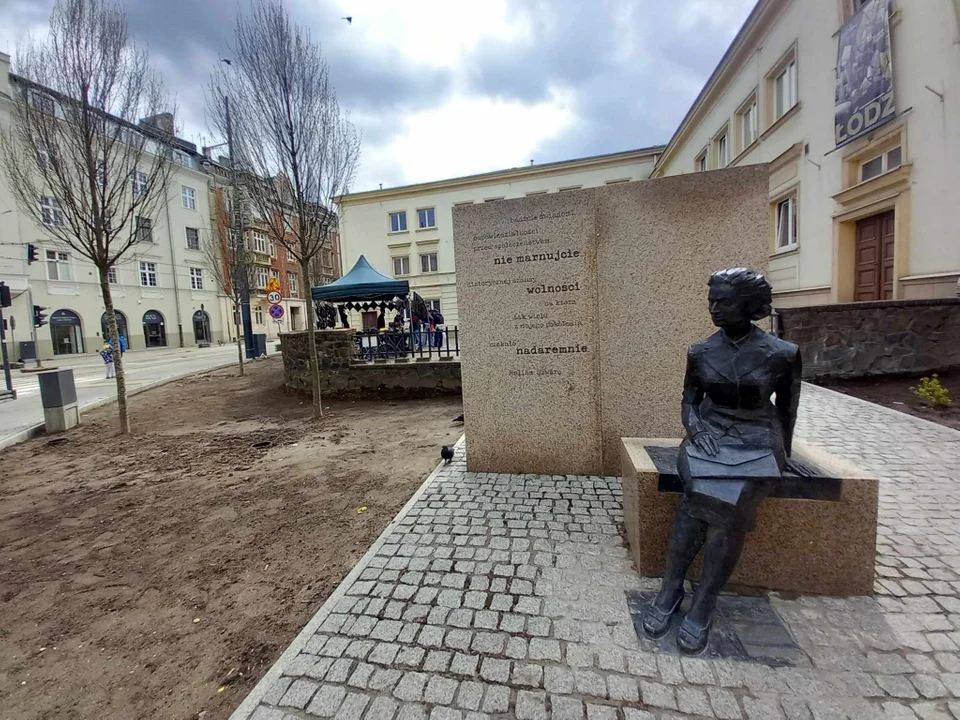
[0,282,10,308]
[27,243,38,264]
[33,304,48,328]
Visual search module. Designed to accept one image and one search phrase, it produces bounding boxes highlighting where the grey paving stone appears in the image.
[262,677,294,705]
[396,647,425,668]
[418,625,446,649]
[585,704,617,720]
[876,674,920,699]
[429,708,464,720]
[677,686,714,716]
[347,662,376,689]
[913,674,949,699]
[574,669,607,698]
[368,642,401,666]
[456,680,485,711]
[515,689,546,720]
[335,691,370,720]
[369,667,403,692]
[472,632,506,654]
[425,675,459,705]
[370,620,404,642]
[607,674,639,702]
[479,657,511,683]
[480,684,510,713]
[474,610,499,630]
[306,684,348,717]
[395,704,429,720]
[708,686,744,719]
[512,663,543,688]
[552,696,585,720]
[279,678,319,709]
[528,638,561,661]
[250,707,286,720]
[365,695,399,719]
[450,652,480,677]
[622,710,655,720]
[641,680,677,710]
[326,658,355,683]
[394,672,429,702]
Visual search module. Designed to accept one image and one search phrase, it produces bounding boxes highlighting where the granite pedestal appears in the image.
[621,437,878,596]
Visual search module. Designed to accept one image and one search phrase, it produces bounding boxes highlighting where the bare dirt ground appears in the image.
[818,367,960,431]
[0,357,463,720]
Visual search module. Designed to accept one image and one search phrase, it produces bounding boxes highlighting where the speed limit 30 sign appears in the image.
[267,290,282,305]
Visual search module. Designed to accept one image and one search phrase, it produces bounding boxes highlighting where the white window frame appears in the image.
[256,268,269,289]
[41,195,64,226]
[419,252,438,274]
[132,170,148,196]
[389,211,407,233]
[181,184,197,210]
[774,59,798,121]
[859,145,902,183]
[417,207,436,230]
[190,267,204,290]
[392,256,410,276]
[107,265,118,284]
[251,230,268,254]
[738,95,758,151]
[714,129,729,168]
[185,227,200,250]
[255,308,265,325]
[46,250,71,281]
[288,271,299,297]
[139,260,158,287]
[695,149,708,172]
[136,216,153,243]
[775,194,798,251]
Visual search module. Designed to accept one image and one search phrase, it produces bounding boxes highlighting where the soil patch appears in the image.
[817,368,960,431]
[0,357,463,719]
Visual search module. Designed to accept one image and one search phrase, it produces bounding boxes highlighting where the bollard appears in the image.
[37,368,79,433]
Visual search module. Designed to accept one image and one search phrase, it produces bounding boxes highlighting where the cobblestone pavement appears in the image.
[234,384,960,720]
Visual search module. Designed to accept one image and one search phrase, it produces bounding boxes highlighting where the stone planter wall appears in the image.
[777,298,960,380]
[280,330,461,398]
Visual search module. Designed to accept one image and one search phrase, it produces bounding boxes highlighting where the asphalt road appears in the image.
[0,343,268,445]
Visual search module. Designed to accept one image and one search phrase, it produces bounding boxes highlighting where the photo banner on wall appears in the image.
[834,0,894,147]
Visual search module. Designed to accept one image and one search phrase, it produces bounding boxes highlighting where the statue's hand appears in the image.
[691,432,719,456]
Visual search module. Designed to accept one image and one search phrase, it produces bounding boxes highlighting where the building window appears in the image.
[714,130,729,168]
[860,145,902,182]
[250,230,268,254]
[389,211,407,232]
[256,268,269,289]
[427,299,441,313]
[739,98,758,150]
[269,268,280,284]
[775,195,798,251]
[417,207,436,229]
[181,185,196,210]
[185,227,200,250]
[420,252,438,273]
[29,89,56,115]
[132,171,148,196]
[287,248,297,262]
[190,267,204,290]
[41,195,64,226]
[46,250,71,281]
[393,256,410,276]
[255,308,264,325]
[139,260,158,287]
[107,266,118,284]
[695,150,707,172]
[288,271,299,297]
[136,216,153,243]
[773,59,797,121]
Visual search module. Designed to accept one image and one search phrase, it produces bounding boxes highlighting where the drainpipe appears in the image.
[163,187,184,347]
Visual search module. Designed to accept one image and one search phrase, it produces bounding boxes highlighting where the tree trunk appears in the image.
[99,268,130,434]
[302,256,322,418]
[234,304,244,377]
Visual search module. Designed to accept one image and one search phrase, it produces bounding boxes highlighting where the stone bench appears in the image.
[621,438,878,596]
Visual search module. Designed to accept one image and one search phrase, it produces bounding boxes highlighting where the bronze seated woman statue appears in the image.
[642,268,801,654]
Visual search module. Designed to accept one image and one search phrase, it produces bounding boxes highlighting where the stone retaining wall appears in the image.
[777,298,960,379]
[280,330,461,398]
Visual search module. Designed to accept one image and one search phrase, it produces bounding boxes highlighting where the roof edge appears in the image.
[337,145,665,205]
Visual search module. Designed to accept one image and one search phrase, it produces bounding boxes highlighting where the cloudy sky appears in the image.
[0,0,756,193]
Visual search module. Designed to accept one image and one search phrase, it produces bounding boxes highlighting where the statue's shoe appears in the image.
[677,616,712,654]
[641,591,684,638]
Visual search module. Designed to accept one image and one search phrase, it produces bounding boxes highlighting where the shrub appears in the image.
[911,374,952,408]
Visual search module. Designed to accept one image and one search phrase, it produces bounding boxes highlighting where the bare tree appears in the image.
[204,185,258,376]
[209,0,360,418]
[0,0,175,434]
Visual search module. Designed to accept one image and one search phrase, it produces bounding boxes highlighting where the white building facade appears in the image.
[653,0,960,307]
[336,148,662,329]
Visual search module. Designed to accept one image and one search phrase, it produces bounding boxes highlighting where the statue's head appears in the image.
[707,267,773,329]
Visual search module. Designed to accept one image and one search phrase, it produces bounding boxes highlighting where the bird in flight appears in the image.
[342,16,352,23]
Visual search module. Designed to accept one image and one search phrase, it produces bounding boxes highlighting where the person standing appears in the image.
[118,334,127,355]
[99,344,115,379]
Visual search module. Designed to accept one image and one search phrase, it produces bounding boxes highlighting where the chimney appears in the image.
[139,111,175,135]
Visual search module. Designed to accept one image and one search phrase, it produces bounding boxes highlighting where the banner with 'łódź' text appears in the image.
[835,0,894,147]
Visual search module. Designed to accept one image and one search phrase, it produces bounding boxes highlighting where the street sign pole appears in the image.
[0,303,15,400]
[27,286,42,368]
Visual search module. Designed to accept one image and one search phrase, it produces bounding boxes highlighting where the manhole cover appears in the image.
[625,589,808,667]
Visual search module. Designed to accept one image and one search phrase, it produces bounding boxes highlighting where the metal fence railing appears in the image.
[355,326,460,362]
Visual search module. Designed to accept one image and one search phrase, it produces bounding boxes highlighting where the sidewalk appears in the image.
[233,384,960,720]
[0,344,268,448]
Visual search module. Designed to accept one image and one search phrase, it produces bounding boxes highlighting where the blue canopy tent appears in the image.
[311,254,409,302]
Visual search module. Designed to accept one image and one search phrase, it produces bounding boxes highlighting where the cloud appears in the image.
[0,0,756,192]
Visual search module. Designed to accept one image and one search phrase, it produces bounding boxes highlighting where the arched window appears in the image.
[50,309,84,355]
[142,309,167,348]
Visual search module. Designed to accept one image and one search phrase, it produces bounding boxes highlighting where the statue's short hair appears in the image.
[708,267,773,321]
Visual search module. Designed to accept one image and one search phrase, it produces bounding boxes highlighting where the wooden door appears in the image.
[855,210,895,301]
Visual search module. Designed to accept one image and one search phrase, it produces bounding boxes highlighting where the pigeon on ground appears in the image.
[441,446,454,464]
[453,413,464,423]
